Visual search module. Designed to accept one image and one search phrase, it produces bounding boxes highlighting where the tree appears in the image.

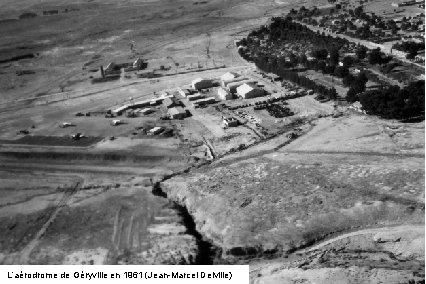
[354,6,363,17]
[329,47,340,66]
[345,72,368,102]
[343,74,355,87]
[312,48,328,60]
[342,56,354,67]
[356,44,368,60]
[358,81,425,119]
[368,48,384,65]
[317,60,327,73]
[334,66,349,78]
[299,53,308,65]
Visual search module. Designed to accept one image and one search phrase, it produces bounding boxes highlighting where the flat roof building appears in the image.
[140,108,155,115]
[192,78,214,90]
[112,105,130,115]
[192,97,216,107]
[223,116,238,127]
[187,93,204,101]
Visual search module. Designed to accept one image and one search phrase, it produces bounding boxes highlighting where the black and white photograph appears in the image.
[0,0,424,283]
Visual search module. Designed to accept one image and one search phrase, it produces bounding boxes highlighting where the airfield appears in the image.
[0,0,424,283]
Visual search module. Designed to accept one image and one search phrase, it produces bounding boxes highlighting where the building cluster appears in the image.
[295,1,425,45]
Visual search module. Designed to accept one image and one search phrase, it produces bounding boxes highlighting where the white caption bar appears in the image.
[1,265,249,284]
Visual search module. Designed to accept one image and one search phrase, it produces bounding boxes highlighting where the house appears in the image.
[217,87,233,100]
[163,97,179,108]
[236,83,265,99]
[223,116,238,127]
[105,62,117,74]
[187,93,204,101]
[414,53,425,62]
[168,107,187,119]
[133,58,144,69]
[192,78,214,90]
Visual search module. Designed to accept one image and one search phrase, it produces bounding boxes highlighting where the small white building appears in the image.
[236,83,265,99]
[192,78,214,90]
[223,116,238,127]
[168,107,187,119]
[217,87,233,100]
[149,127,164,135]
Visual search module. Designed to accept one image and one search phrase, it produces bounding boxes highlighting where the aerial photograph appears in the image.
[0,0,424,282]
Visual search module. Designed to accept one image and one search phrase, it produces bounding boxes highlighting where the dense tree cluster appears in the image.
[368,48,391,65]
[237,17,347,99]
[392,41,425,59]
[358,80,425,119]
[253,54,338,100]
[346,72,369,102]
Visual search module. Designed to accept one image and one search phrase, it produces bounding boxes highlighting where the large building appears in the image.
[236,83,265,99]
[227,79,257,93]
[192,78,214,90]
[222,76,249,87]
[217,87,233,100]
[220,72,240,86]
[178,88,191,97]
[163,97,179,108]
[192,97,216,107]
[168,107,187,119]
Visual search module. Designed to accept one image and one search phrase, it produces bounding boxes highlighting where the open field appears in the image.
[0,0,424,283]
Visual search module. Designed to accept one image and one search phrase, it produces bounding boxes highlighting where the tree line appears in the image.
[358,80,425,120]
